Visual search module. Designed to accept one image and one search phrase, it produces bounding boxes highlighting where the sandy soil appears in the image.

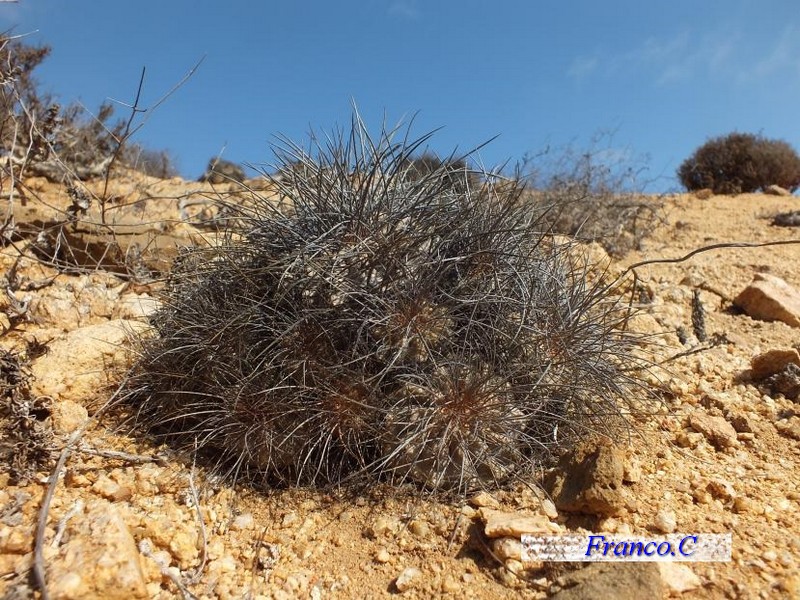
[0,175,798,599]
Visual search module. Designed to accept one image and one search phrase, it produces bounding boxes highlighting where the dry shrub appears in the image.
[121,116,656,495]
[518,137,665,256]
[0,348,54,484]
[0,34,177,183]
[1,35,197,285]
[678,132,800,195]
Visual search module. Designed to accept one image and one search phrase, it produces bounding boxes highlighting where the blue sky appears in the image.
[2,1,799,190]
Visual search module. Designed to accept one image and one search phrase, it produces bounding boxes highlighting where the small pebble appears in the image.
[370,516,400,537]
[408,519,430,538]
[231,513,255,531]
[91,475,133,502]
[375,548,391,564]
[659,563,701,593]
[395,567,422,592]
[540,499,558,519]
[441,576,460,593]
[653,509,677,533]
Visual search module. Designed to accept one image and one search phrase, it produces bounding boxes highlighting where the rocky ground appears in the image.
[0,173,799,599]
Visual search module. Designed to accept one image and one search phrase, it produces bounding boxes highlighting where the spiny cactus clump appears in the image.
[123,116,653,494]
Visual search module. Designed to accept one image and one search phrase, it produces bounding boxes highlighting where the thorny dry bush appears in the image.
[518,136,666,257]
[121,116,659,496]
[0,34,177,184]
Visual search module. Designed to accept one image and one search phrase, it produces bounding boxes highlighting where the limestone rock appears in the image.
[91,474,133,503]
[550,563,663,600]
[652,508,677,533]
[751,349,800,379]
[49,400,88,435]
[469,491,499,508]
[30,320,150,407]
[549,439,628,517]
[47,500,147,599]
[694,188,714,199]
[114,294,160,320]
[491,537,523,561]
[734,273,800,328]
[659,563,701,593]
[480,508,559,538]
[394,567,422,592]
[689,412,737,450]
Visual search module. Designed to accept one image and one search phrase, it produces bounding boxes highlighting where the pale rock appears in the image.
[689,412,737,449]
[208,553,237,574]
[626,313,668,338]
[782,574,800,597]
[394,567,422,592]
[469,490,500,508]
[231,513,255,531]
[480,508,560,538]
[114,294,160,320]
[598,517,619,533]
[47,499,147,599]
[0,525,34,553]
[491,537,523,561]
[776,417,800,440]
[750,348,800,379]
[369,515,400,537]
[623,458,642,484]
[734,273,800,328]
[374,547,392,563]
[659,563,701,593]
[653,509,677,533]
[50,399,88,435]
[91,475,133,502]
[24,176,50,191]
[441,576,460,593]
[540,498,559,519]
[169,530,200,567]
[408,519,431,538]
[504,559,525,575]
[30,320,151,407]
